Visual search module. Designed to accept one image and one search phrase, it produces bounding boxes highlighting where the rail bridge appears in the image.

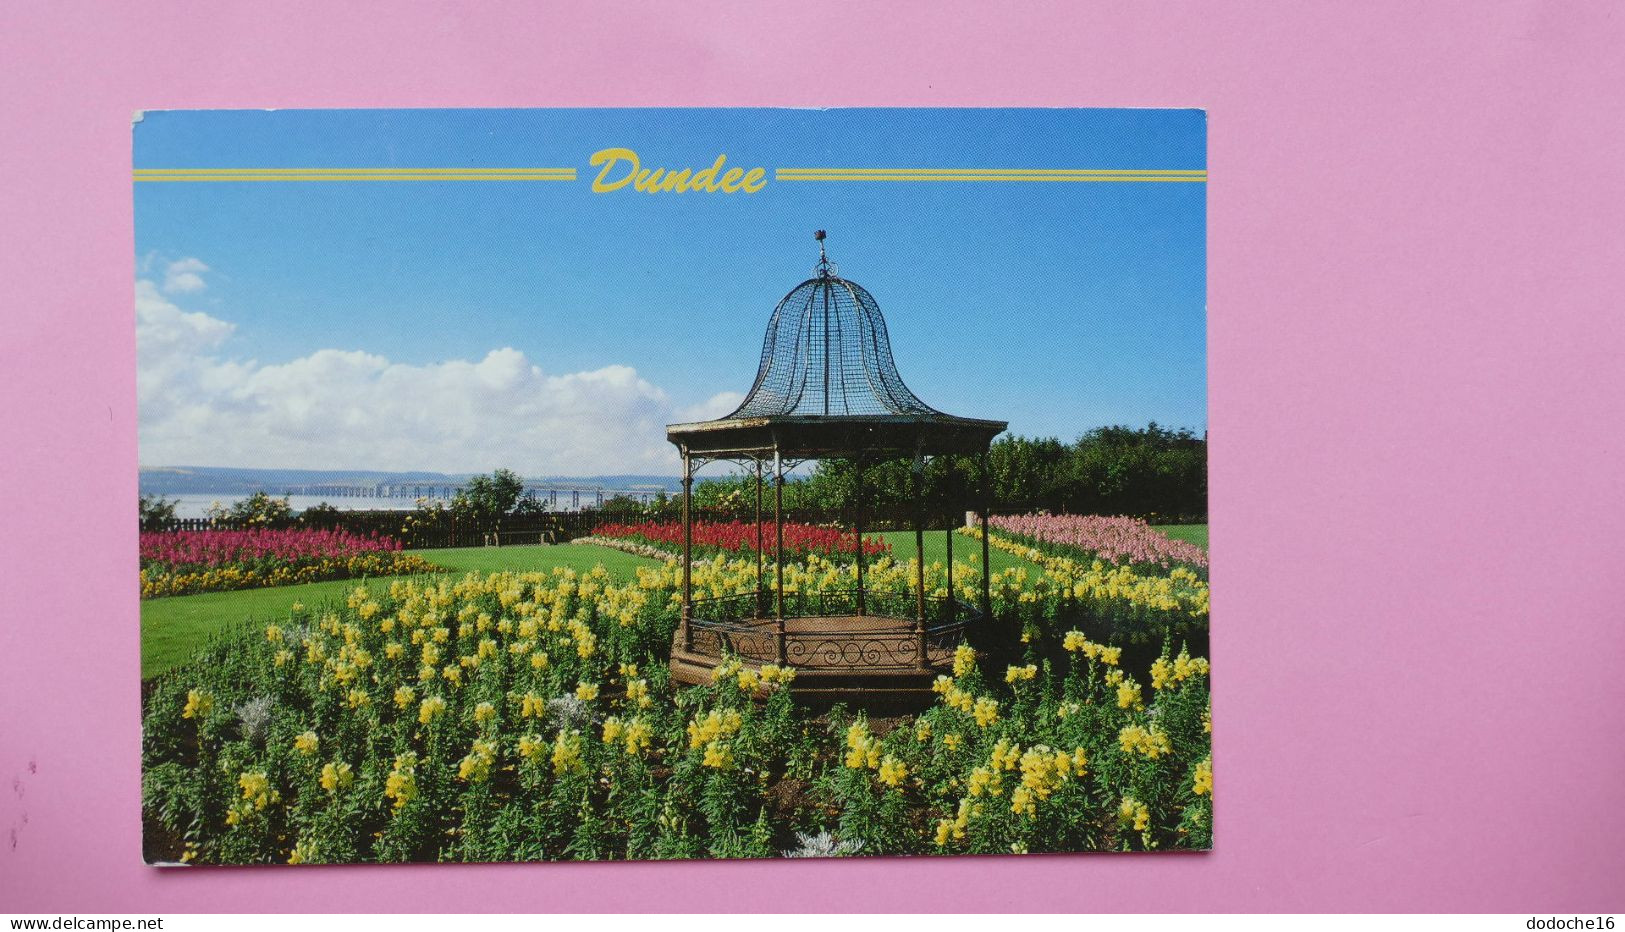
[272,481,672,511]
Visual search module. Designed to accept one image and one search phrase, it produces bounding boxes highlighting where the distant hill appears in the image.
[138,466,683,496]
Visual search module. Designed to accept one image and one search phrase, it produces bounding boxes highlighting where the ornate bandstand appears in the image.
[666,232,1007,703]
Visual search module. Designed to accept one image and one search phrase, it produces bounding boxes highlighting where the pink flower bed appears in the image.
[140,528,403,571]
[594,520,888,560]
[988,514,1207,569]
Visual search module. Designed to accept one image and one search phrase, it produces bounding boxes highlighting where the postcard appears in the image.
[136,108,1208,864]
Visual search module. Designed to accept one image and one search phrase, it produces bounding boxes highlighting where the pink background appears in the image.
[3,0,1623,913]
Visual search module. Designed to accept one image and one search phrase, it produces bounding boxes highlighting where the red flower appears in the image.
[140,527,403,572]
[595,520,887,560]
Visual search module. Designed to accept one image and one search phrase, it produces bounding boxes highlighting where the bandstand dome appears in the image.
[667,231,1006,460]
[664,232,1007,705]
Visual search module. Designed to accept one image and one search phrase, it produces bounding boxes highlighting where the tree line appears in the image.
[139,424,1206,535]
[615,423,1206,524]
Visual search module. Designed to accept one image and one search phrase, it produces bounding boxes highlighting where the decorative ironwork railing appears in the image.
[685,588,980,670]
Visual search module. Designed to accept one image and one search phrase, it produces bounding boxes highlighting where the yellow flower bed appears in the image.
[141,552,444,599]
[142,554,1213,863]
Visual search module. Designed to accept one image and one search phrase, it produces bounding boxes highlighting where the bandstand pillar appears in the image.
[978,451,993,623]
[854,458,867,617]
[680,451,694,652]
[913,457,929,671]
[945,467,955,626]
[773,449,787,663]
[755,458,765,618]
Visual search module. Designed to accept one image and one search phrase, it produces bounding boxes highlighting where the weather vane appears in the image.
[814,229,832,276]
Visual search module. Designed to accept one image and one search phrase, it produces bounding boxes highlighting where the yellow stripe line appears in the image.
[776,175,1205,183]
[777,167,1204,175]
[134,173,576,177]
[775,172,1204,178]
[134,167,575,174]
[133,166,1201,183]
[135,168,576,182]
[133,174,576,177]
[776,167,1204,183]
[135,176,576,182]
[136,177,576,182]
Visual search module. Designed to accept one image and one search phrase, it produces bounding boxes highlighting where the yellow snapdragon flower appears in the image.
[1118,796,1151,832]
[519,692,547,719]
[759,664,796,687]
[877,757,908,787]
[687,709,743,749]
[551,731,584,774]
[933,798,975,846]
[517,734,546,762]
[843,721,883,769]
[1116,678,1144,710]
[621,718,653,755]
[238,771,278,810]
[418,695,446,725]
[1193,756,1213,796]
[319,761,354,793]
[967,766,1002,798]
[182,689,212,720]
[973,697,1000,728]
[701,741,734,769]
[458,738,498,782]
[625,678,651,708]
[953,644,977,678]
[1118,724,1173,759]
[384,753,417,810]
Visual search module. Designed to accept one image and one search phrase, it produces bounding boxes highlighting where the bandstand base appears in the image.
[670,613,958,708]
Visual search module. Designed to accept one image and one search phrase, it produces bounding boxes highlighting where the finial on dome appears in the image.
[814,230,831,276]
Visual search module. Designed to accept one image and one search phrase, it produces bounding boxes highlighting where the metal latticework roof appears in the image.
[726,237,940,419]
[669,232,1007,460]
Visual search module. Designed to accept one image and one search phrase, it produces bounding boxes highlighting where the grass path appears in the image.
[873,530,1045,575]
[414,542,659,578]
[141,542,658,679]
[1153,524,1209,550]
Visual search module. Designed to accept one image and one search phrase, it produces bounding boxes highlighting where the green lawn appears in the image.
[142,578,365,679]
[141,542,658,679]
[414,542,660,578]
[874,530,1045,575]
[1153,524,1209,550]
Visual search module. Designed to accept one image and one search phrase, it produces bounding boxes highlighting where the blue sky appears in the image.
[134,108,1204,475]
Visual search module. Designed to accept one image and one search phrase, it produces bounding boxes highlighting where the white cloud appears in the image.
[162,257,210,294]
[136,280,707,475]
[676,391,745,423]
